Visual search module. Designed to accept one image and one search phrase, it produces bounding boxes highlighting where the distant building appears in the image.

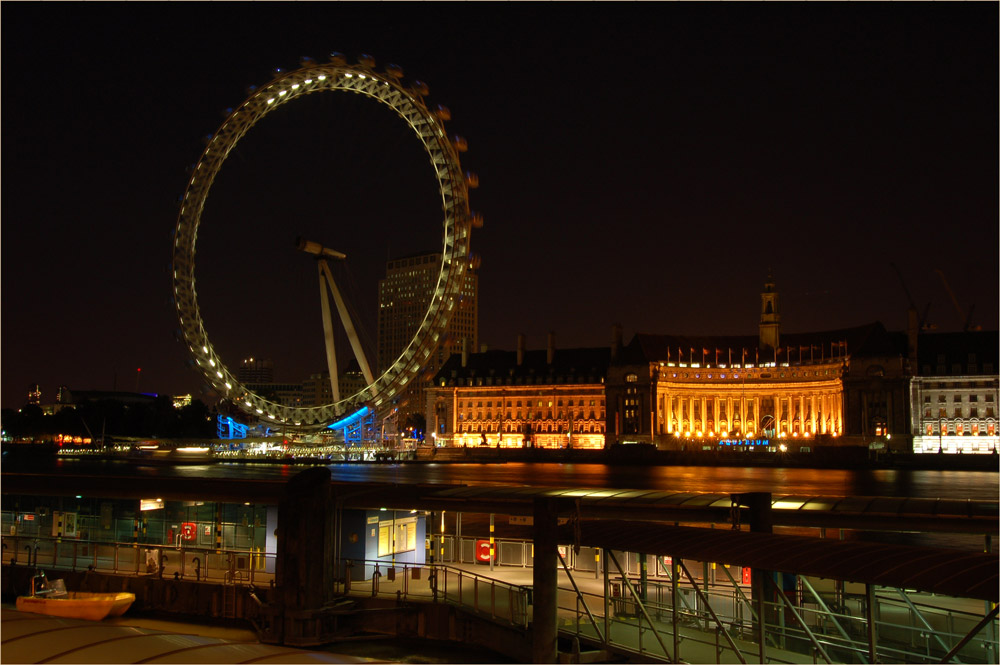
[244,383,304,409]
[238,358,274,385]
[427,333,609,449]
[302,360,368,407]
[910,330,999,454]
[427,277,923,453]
[378,251,478,419]
[605,278,911,451]
[27,384,41,406]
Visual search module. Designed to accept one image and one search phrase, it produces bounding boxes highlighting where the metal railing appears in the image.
[553,567,999,665]
[2,534,274,586]
[338,558,531,628]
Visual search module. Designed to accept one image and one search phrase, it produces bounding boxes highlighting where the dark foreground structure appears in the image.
[3,464,998,663]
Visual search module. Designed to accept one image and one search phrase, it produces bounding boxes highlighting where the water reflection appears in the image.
[8,459,998,500]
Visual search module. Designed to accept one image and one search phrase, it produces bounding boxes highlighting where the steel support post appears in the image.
[639,552,647,602]
[940,605,999,664]
[739,492,773,664]
[603,547,610,648]
[672,556,680,662]
[865,584,879,662]
[754,569,766,664]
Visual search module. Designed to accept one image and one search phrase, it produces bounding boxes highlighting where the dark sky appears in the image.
[3,4,997,408]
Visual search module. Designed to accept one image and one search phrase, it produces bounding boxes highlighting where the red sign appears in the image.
[475,539,492,562]
[23,514,35,521]
[180,522,197,541]
[742,567,752,585]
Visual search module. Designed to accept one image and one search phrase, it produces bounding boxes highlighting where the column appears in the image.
[277,467,335,642]
[701,395,707,434]
[799,395,805,435]
[810,395,817,435]
[836,393,844,433]
[753,395,763,437]
[532,498,559,664]
[820,394,827,434]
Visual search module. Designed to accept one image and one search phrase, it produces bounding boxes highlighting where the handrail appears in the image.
[1,533,273,585]
[339,558,530,628]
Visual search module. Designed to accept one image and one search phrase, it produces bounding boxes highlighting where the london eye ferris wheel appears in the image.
[171,53,480,428]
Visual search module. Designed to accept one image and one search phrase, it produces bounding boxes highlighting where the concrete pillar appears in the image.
[532,497,559,664]
[738,492,773,660]
[276,467,335,639]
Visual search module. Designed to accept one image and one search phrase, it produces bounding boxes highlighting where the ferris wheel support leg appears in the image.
[318,261,342,403]
[319,260,376,388]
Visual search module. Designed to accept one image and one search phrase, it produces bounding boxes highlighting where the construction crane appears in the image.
[890,263,932,329]
[934,268,981,332]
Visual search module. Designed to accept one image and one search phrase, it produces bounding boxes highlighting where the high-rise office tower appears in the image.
[377,251,478,420]
[237,358,274,385]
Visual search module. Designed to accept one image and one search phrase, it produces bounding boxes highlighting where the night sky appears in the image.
[3,4,997,409]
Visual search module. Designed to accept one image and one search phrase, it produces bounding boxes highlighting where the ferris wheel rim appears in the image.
[171,58,474,427]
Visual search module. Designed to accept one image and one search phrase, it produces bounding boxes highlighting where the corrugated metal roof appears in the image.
[386,485,998,529]
[0,609,382,664]
[561,520,999,602]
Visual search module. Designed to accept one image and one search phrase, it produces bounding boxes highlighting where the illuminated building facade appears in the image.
[426,335,609,449]
[606,279,912,451]
[378,251,478,418]
[910,331,999,454]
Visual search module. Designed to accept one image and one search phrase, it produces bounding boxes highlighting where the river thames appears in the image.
[34,457,999,500]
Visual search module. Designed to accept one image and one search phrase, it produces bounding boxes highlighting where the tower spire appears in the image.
[759,271,780,351]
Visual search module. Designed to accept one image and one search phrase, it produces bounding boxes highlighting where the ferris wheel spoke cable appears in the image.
[172,54,478,428]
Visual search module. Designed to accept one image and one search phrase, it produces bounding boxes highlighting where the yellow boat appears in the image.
[16,591,135,620]
[16,573,134,621]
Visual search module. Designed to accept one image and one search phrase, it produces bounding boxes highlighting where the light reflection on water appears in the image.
[315,462,999,501]
[20,458,1000,500]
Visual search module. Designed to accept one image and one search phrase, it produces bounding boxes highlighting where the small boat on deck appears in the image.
[16,572,135,621]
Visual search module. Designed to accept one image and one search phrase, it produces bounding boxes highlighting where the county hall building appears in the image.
[427,277,996,453]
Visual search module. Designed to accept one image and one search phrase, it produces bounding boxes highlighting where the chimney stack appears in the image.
[517,334,525,366]
[611,323,623,361]
[461,337,469,368]
[547,331,555,365]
